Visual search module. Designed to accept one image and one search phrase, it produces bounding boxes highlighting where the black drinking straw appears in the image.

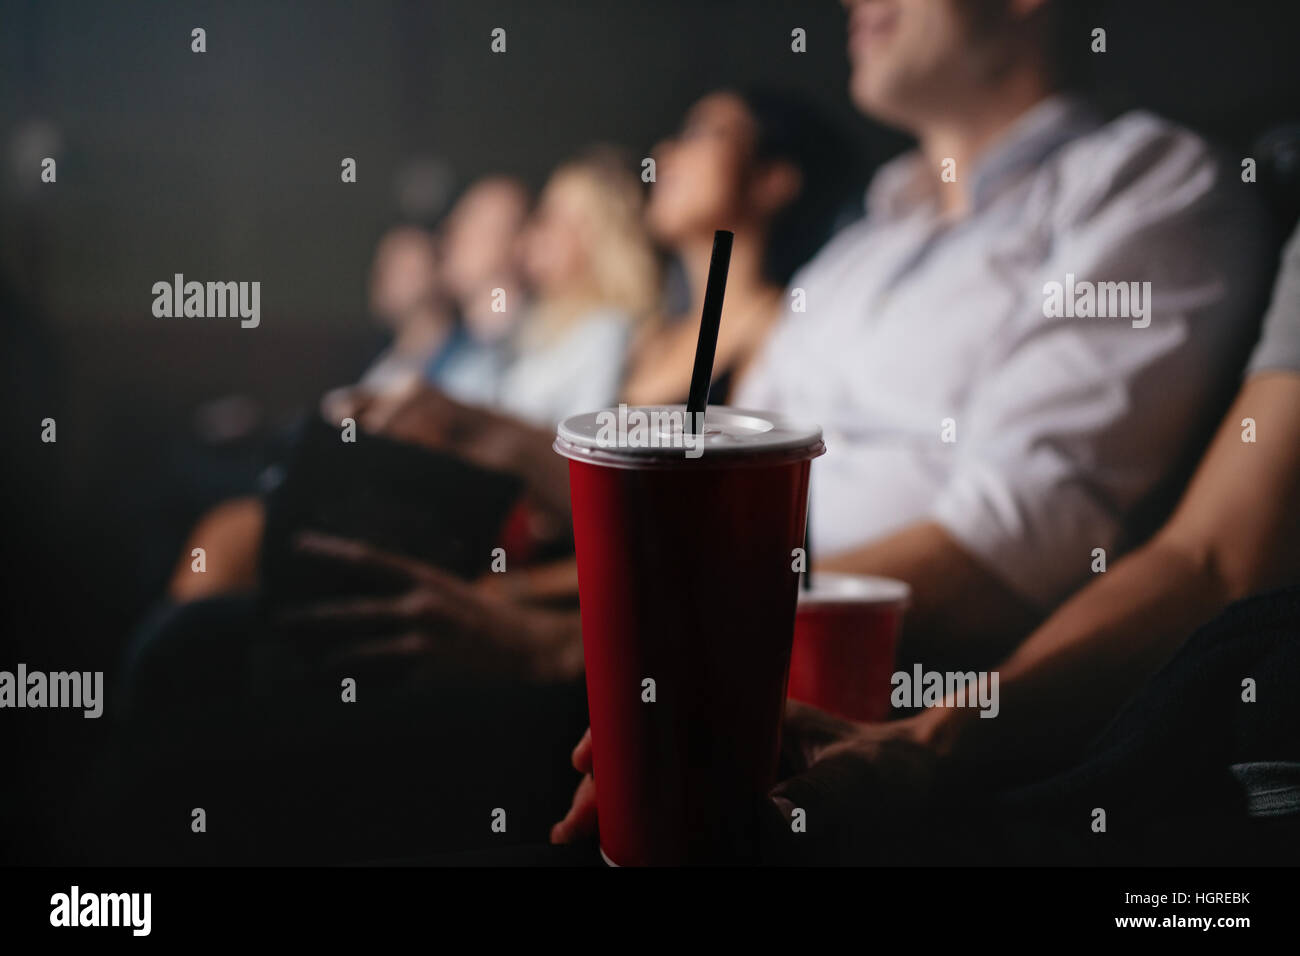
[685,230,734,432]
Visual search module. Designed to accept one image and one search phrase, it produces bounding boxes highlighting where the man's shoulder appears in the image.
[1077,108,1209,152]
[1049,109,1229,221]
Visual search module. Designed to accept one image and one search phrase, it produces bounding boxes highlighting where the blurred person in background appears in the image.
[167,220,454,603]
[431,176,532,405]
[322,177,533,415]
[170,177,533,603]
[495,148,659,425]
[356,224,455,394]
[170,219,446,603]
[624,88,860,405]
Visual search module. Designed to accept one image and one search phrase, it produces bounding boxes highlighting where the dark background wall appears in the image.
[1,0,879,327]
[5,0,1299,328]
[1,0,1299,685]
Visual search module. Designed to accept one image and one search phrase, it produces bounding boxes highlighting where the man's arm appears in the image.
[922,372,1300,776]
[820,521,1042,670]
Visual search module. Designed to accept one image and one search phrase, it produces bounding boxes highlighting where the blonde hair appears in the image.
[531,148,660,336]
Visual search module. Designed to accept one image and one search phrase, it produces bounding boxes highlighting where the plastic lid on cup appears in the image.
[797,572,910,608]
[554,404,825,466]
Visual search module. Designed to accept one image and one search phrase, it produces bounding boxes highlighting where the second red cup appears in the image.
[787,572,910,722]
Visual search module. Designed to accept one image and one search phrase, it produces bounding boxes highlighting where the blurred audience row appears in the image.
[350,89,858,427]
[167,89,859,601]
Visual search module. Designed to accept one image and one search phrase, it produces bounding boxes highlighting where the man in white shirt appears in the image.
[550,0,1280,855]
[735,0,1271,667]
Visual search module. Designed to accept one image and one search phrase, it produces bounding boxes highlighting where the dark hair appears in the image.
[732,88,865,286]
[958,0,1100,97]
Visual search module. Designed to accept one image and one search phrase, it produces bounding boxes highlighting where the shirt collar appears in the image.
[866,94,1102,219]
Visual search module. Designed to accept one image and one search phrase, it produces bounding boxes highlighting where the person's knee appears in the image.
[169,496,265,601]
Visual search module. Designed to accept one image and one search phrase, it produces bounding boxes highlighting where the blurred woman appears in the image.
[429,176,533,406]
[624,88,861,404]
[497,149,660,425]
[359,225,456,394]
[491,89,862,598]
[173,222,455,603]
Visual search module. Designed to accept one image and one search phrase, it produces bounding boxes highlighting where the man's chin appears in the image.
[849,81,909,129]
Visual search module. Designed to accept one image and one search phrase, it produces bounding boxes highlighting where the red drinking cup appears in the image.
[556,405,824,865]
[787,573,910,722]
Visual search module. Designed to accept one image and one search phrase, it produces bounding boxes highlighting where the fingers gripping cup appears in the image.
[556,406,824,865]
